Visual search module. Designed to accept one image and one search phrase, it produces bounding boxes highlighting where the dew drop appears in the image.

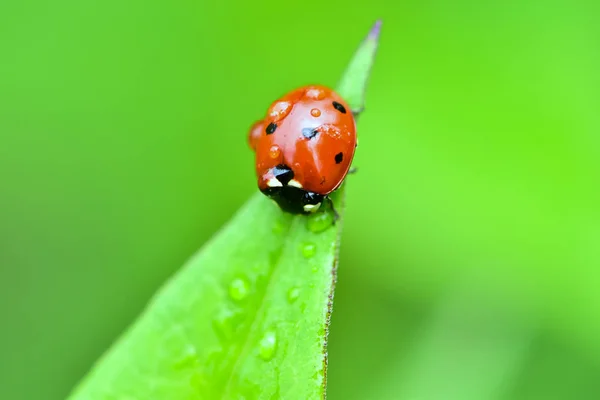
[258,330,277,361]
[307,211,334,233]
[301,242,316,258]
[229,278,249,301]
[213,307,242,341]
[268,101,292,122]
[173,345,199,369]
[248,120,264,151]
[311,265,318,273]
[269,145,281,159]
[310,108,321,117]
[305,87,325,100]
[287,287,300,304]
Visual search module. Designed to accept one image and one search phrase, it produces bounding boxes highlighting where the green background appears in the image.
[1,0,599,399]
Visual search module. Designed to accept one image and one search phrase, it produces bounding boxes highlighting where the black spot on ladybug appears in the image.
[273,164,294,186]
[332,101,347,114]
[266,122,277,135]
[302,127,318,139]
[335,152,343,164]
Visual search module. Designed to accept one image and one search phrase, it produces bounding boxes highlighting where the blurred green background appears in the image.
[1,0,599,399]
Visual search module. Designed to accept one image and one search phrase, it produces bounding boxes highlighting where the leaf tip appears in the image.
[368,19,383,41]
[337,19,383,114]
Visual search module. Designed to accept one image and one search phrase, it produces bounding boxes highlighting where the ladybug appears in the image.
[248,84,357,216]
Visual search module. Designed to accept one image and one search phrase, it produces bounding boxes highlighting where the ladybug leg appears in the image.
[326,196,340,223]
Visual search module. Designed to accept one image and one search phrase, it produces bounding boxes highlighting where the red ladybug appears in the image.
[248,85,357,216]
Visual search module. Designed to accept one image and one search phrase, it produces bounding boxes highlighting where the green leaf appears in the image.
[68,20,382,400]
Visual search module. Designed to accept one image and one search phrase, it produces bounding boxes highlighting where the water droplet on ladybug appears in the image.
[248,120,264,151]
[305,87,325,100]
[269,145,281,159]
[268,101,292,122]
[310,108,321,117]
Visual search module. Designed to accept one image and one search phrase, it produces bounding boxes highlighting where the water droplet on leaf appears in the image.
[301,242,316,258]
[287,287,300,303]
[307,211,333,233]
[305,87,325,100]
[229,278,249,301]
[258,330,277,361]
[173,345,199,369]
[213,307,242,341]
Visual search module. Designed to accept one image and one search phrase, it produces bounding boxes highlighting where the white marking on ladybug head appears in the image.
[267,177,283,187]
[287,179,303,189]
[303,202,321,213]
